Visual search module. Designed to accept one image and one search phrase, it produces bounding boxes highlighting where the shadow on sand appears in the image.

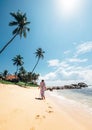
[35,97,43,100]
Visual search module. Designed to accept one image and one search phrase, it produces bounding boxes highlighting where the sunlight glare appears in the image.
[54,0,84,19]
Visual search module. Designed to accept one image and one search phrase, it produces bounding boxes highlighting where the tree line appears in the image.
[0,10,45,85]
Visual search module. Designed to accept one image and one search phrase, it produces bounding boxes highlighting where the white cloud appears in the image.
[55,64,83,79]
[39,72,56,81]
[40,41,92,86]
[46,79,86,86]
[76,41,92,56]
[59,61,69,67]
[47,59,60,67]
[74,68,92,85]
[68,58,88,63]
[40,59,92,86]
[64,50,71,54]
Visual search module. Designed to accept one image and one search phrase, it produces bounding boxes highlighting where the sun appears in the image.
[61,0,77,14]
[54,0,84,19]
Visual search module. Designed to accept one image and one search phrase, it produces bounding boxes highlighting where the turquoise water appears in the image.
[47,86,92,112]
[58,86,92,107]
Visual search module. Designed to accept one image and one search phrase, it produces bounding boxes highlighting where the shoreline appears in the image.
[46,90,92,114]
[0,83,92,130]
[46,91,92,126]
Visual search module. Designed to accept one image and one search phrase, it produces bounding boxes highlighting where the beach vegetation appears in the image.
[12,54,24,77]
[0,79,38,87]
[0,11,45,87]
[2,70,9,79]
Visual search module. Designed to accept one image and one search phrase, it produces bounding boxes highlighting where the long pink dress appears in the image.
[40,81,46,98]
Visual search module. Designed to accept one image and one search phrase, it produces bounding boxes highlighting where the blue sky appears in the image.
[0,0,92,86]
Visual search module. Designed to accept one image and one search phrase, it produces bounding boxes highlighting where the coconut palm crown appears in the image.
[0,10,30,54]
[12,54,24,76]
[31,48,45,74]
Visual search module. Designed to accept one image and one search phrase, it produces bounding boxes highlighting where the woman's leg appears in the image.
[41,90,45,99]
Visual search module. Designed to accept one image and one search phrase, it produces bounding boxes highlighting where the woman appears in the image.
[39,80,46,100]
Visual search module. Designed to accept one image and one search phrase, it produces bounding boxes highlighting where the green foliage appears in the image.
[31,48,45,74]
[0,10,30,54]
[17,81,38,87]
[0,80,14,85]
[9,10,30,38]
[0,80,38,87]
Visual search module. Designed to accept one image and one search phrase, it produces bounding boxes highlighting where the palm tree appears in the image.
[0,10,30,54]
[19,66,26,77]
[12,55,24,76]
[31,73,39,84]
[3,70,8,79]
[0,72,3,79]
[31,48,45,74]
[18,66,27,81]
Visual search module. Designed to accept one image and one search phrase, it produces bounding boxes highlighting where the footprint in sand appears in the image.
[46,110,54,113]
[35,115,46,119]
[48,106,52,109]
[42,115,46,118]
[46,106,54,113]
[46,102,53,109]
[35,115,40,119]
[30,127,35,130]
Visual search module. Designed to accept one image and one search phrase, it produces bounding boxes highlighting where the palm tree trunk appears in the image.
[31,58,39,74]
[15,66,18,84]
[0,33,17,54]
[15,65,19,80]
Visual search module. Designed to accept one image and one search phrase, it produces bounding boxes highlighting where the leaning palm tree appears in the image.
[12,55,24,76]
[0,10,30,54]
[31,48,45,74]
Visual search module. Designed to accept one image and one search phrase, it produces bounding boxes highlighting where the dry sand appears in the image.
[0,83,92,130]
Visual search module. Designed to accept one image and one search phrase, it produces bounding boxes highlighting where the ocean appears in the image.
[46,86,92,114]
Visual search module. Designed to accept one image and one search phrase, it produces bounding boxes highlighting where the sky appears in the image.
[0,0,92,86]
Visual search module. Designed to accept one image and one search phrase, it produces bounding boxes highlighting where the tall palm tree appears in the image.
[0,10,30,54]
[31,48,45,74]
[12,55,24,76]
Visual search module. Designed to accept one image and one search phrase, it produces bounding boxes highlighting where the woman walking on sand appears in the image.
[39,80,46,100]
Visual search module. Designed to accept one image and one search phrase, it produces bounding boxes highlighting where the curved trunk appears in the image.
[0,33,17,54]
[31,58,40,74]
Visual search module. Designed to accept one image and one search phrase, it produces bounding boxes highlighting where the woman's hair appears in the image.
[42,80,44,82]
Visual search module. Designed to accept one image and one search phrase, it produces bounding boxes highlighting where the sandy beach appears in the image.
[0,83,92,130]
